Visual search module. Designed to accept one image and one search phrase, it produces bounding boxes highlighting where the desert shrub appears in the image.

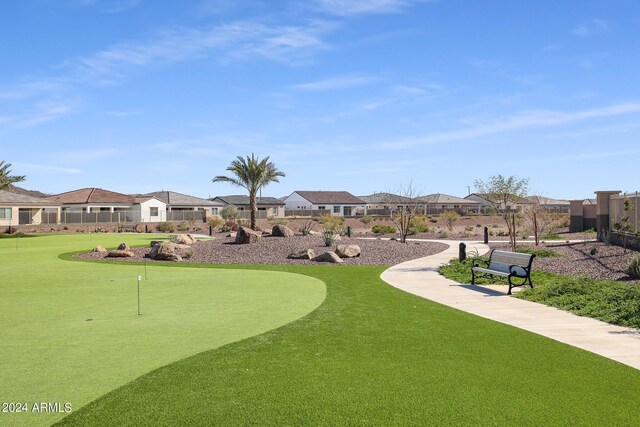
[628,254,640,279]
[319,214,344,231]
[177,221,190,231]
[590,247,598,256]
[516,247,563,258]
[220,221,239,232]
[429,219,438,223]
[156,222,175,233]
[496,230,508,237]
[441,211,460,231]
[207,216,224,230]
[585,228,597,234]
[437,230,449,238]
[464,226,474,232]
[541,233,562,240]
[476,224,482,228]
[184,249,193,259]
[360,215,373,225]
[299,220,315,236]
[270,218,288,226]
[322,231,337,247]
[220,205,240,221]
[372,224,396,234]
[491,224,499,228]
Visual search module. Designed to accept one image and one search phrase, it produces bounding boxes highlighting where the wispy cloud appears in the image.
[12,100,78,129]
[377,103,640,149]
[573,19,611,37]
[69,20,333,79]
[102,0,142,13]
[316,0,425,16]
[289,74,376,91]
[17,163,83,174]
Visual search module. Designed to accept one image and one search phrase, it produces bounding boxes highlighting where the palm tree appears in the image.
[212,154,285,231]
[0,161,26,190]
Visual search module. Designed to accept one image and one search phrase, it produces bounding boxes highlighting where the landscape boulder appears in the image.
[287,249,316,260]
[235,226,262,244]
[336,244,361,258]
[92,245,107,253]
[147,242,185,262]
[272,224,294,237]
[174,234,196,245]
[117,242,130,251]
[106,250,134,258]
[312,251,344,263]
[226,232,237,238]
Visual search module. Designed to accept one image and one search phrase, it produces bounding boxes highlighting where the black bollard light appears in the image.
[484,226,489,244]
[209,225,213,236]
[459,242,466,261]
[347,226,352,237]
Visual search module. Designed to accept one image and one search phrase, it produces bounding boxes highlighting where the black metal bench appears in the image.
[118,223,139,233]
[471,249,535,295]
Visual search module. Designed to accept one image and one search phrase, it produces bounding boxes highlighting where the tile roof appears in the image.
[146,191,224,207]
[46,188,135,204]
[358,192,416,204]
[293,191,365,205]
[213,195,285,206]
[524,196,570,205]
[0,190,60,206]
[4,185,49,198]
[415,193,480,205]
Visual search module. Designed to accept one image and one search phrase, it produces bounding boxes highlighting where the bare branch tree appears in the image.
[474,174,529,251]
[388,181,423,244]
[522,196,553,246]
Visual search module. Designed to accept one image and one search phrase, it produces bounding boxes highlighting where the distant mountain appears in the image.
[4,185,50,199]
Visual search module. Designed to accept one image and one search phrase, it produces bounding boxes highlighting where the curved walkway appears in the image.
[380,240,640,370]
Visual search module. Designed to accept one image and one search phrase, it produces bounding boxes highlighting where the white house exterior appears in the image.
[284,191,367,216]
[146,191,224,220]
[136,197,167,222]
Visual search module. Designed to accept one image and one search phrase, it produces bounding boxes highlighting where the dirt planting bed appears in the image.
[77,234,449,266]
[489,241,640,283]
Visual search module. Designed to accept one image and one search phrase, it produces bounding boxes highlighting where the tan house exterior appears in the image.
[0,190,61,226]
[211,195,286,218]
[46,188,166,223]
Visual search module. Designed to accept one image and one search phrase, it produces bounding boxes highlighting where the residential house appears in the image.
[524,196,570,213]
[46,188,166,223]
[146,190,224,220]
[283,191,367,216]
[211,195,286,218]
[465,193,531,214]
[358,192,417,215]
[0,189,61,226]
[415,193,481,214]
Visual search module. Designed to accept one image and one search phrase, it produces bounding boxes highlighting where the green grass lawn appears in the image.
[4,235,640,426]
[0,234,325,427]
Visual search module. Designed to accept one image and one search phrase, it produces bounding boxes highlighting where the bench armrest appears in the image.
[508,264,529,276]
[472,258,488,268]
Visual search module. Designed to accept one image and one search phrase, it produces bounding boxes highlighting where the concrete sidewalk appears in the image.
[380,240,640,370]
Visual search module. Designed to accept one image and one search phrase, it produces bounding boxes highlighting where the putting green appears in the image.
[0,234,326,427]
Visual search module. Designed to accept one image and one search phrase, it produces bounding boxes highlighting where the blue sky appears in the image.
[1,0,639,200]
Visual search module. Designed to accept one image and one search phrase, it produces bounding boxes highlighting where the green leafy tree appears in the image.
[213,154,285,231]
[474,175,529,251]
[0,161,26,190]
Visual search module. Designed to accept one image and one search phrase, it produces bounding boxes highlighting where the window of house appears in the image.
[150,207,159,217]
[211,208,219,215]
[333,206,341,214]
[0,208,12,219]
[318,206,326,210]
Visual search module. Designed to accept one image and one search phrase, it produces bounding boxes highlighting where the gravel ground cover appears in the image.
[77,235,449,266]
[489,241,640,282]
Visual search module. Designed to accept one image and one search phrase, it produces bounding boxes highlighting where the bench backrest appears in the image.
[488,250,534,276]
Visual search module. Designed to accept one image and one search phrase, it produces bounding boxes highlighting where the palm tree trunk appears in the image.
[249,190,257,231]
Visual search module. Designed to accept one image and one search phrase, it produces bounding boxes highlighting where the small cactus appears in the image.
[627,254,640,279]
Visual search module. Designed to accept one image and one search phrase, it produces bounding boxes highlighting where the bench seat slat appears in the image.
[472,267,510,277]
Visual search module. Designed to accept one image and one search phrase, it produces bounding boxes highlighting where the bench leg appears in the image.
[471,270,476,285]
